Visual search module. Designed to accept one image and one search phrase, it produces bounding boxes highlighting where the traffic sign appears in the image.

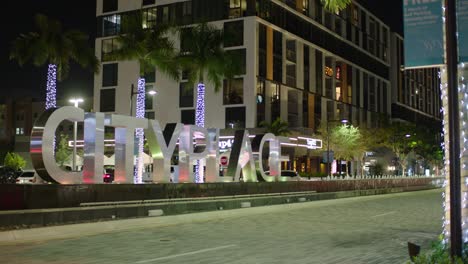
[220,156,228,166]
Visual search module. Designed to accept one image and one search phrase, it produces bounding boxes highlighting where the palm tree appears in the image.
[259,118,291,136]
[177,22,242,182]
[111,12,179,183]
[10,14,98,110]
[321,0,352,13]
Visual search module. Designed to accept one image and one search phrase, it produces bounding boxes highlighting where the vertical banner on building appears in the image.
[459,0,468,62]
[403,0,444,68]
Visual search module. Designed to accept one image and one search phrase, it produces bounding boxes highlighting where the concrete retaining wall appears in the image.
[0,178,441,210]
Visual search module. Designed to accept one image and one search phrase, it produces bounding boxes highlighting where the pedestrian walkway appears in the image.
[0,189,443,264]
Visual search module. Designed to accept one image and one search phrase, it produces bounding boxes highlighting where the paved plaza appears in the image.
[0,189,443,263]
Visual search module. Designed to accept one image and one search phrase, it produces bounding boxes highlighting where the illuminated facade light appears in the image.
[194,83,206,183]
[46,64,57,109]
[134,77,146,184]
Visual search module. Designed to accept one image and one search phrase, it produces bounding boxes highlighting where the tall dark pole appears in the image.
[445,0,462,257]
[327,120,330,176]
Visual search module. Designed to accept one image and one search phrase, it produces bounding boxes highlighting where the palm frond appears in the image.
[321,0,352,13]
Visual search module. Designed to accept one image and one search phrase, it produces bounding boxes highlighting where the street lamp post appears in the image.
[326,116,348,176]
[129,84,157,116]
[69,98,84,171]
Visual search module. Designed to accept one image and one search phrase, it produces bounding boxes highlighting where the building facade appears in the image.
[0,97,93,168]
[94,0,393,132]
[390,33,442,128]
[93,0,442,175]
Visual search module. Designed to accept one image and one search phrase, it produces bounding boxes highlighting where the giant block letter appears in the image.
[105,114,148,183]
[226,130,257,182]
[83,112,105,183]
[31,107,84,184]
[145,121,182,183]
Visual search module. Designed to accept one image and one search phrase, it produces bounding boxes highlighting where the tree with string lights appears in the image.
[10,14,98,110]
[177,22,243,183]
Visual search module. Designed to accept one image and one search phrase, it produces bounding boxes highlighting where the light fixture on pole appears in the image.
[69,98,84,171]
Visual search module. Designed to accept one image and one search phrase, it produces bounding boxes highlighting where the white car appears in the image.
[16,170,42,184]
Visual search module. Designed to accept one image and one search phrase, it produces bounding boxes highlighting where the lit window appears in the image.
[103,14,121,36]
[142,8,157,29]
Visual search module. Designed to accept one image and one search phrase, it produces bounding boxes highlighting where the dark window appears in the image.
[369,76,375,111]
[355,69,360,107]
[363,73,369,110]
[258,24,267,78]
[103,14,121,36]
[315,50,323,94]
[103,0,118,13]
[100,89,116,112]
[224,21,244,47]
[102,63,118,87]
[179,82,194,107]
[271,82,281,121]
[286,64,296,87]
[286,39,296,62]
[314,0,323,23]
[256,79,266,126]
[181,1,193,24]
[145,111,155,119]
[223,78,244,105]
[225,106,246,128]
[145,85,154,110]
[382,82,387,114]
[101,38,119,61]
[143,0,155,6]
[144,70,156,83]
[273,29,283,84]
[180,27,192,52]
[181,109,195,125]
[226,49,246,75]
[304,45,310,91]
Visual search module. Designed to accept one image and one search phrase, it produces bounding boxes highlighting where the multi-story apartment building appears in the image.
[390,33,442,128]
[94,0,393,131]
[93,0,441,174]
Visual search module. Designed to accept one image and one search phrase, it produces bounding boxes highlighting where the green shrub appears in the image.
[4,152,26,171]
[408,236,467,264]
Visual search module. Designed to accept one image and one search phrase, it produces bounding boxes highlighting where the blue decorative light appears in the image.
[46,64,57,109]
[134,77,146,184]
[194,83,205,183]
[195,83,205,127]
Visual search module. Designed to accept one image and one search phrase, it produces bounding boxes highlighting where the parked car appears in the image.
[264,170,303,181]
[16,170,42,184]
[103,168,114,183]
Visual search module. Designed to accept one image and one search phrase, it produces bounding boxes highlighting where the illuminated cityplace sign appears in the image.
[31,107,322,184]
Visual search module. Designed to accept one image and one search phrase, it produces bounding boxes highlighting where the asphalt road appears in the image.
[0,189,443,264]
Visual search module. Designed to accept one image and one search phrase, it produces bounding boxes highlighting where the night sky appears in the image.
[0,0,96,102]
[0,0,402,102]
